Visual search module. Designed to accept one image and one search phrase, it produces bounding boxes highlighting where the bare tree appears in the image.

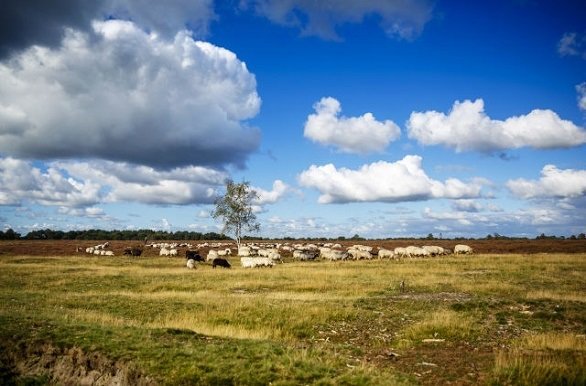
[211,180,260,250]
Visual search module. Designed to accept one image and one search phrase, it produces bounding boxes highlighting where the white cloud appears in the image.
[0,157,227,208]
[422,207,473,226]
[304,97,400,154]
[57,206,109,219]
[0,19,261,168]
[507,165,586,199]
[245,0,434,40]
[157,218,172,231]
[56,160,227,205]
[197,210,211,218]
[558,32,586,59]
[577,83,586,111]
[298,155,487,204]
[263,215,345,238]
[451,199,483,213]
[407,99,586,152]
[253,180,289,205]
[0,157,101,207]
[249,180,290,214]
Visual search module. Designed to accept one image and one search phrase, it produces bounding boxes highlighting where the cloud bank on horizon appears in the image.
[0,0,585,238]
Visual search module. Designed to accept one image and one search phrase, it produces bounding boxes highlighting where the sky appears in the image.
[1,0,585,239]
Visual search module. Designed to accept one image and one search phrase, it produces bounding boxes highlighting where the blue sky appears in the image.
[0,0,585,238]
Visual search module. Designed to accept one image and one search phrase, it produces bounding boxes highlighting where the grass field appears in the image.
[0,247,585,384]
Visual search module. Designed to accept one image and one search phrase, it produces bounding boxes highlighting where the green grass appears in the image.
[0,253,585,384]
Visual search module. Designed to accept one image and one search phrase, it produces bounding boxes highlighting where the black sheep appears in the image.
[212,257,231,269]
[186,250,204,262]
[123,247,143,256]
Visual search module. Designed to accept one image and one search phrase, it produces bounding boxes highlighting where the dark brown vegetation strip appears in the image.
[1,238,586,257]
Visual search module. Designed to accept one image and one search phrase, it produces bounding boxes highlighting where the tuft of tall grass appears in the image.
[399,309,477,347]
[492,332,586,385]
[492,349,586,385]
[521,332,586,351]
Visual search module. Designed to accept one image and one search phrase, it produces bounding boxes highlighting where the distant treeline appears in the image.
[1,229,584,241]
[0,228,231,241]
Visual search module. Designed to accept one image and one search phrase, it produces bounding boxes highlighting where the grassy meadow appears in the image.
[0,251,585,385]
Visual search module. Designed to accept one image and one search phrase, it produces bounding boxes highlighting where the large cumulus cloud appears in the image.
[304,97,400,154]
[0,19,261,168]
[298,155,488,204]
[407,99,586,152]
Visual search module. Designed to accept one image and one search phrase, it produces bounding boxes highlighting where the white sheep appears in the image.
[322,250,347,261]
[405,246,430,258]
[393,247,409,258]
[240,257,275,268]
[293,250,316,261]
[319,247,331,257]
[159,247,170,256]
[454,244,473,254]
[352,245,373,253]
[217,248,232,256]
[238,246,252,257]
[207,249,219,262]
[422,245,445,256]
[186,259,196,269]
[347,248,372,260]
[377,248,395,259]
[268,251,282,263]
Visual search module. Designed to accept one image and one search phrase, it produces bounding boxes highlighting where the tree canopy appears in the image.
[211,180,260,248]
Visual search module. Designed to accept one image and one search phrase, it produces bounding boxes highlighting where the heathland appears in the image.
[0,239,585,385]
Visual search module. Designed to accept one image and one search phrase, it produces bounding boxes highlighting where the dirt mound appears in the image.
[1,342,156,385]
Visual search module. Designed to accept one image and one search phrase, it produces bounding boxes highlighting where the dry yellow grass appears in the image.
[400,309,476,345]
[526,290,586,302]
[521,332,586,351]
[2,252,585,385]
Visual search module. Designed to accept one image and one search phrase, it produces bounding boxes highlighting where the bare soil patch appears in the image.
[0,341,156,386]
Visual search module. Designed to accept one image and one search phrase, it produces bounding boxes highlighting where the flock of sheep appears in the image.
[170,241,473,269]
[80,241,474,270]
[82,242,114,256]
